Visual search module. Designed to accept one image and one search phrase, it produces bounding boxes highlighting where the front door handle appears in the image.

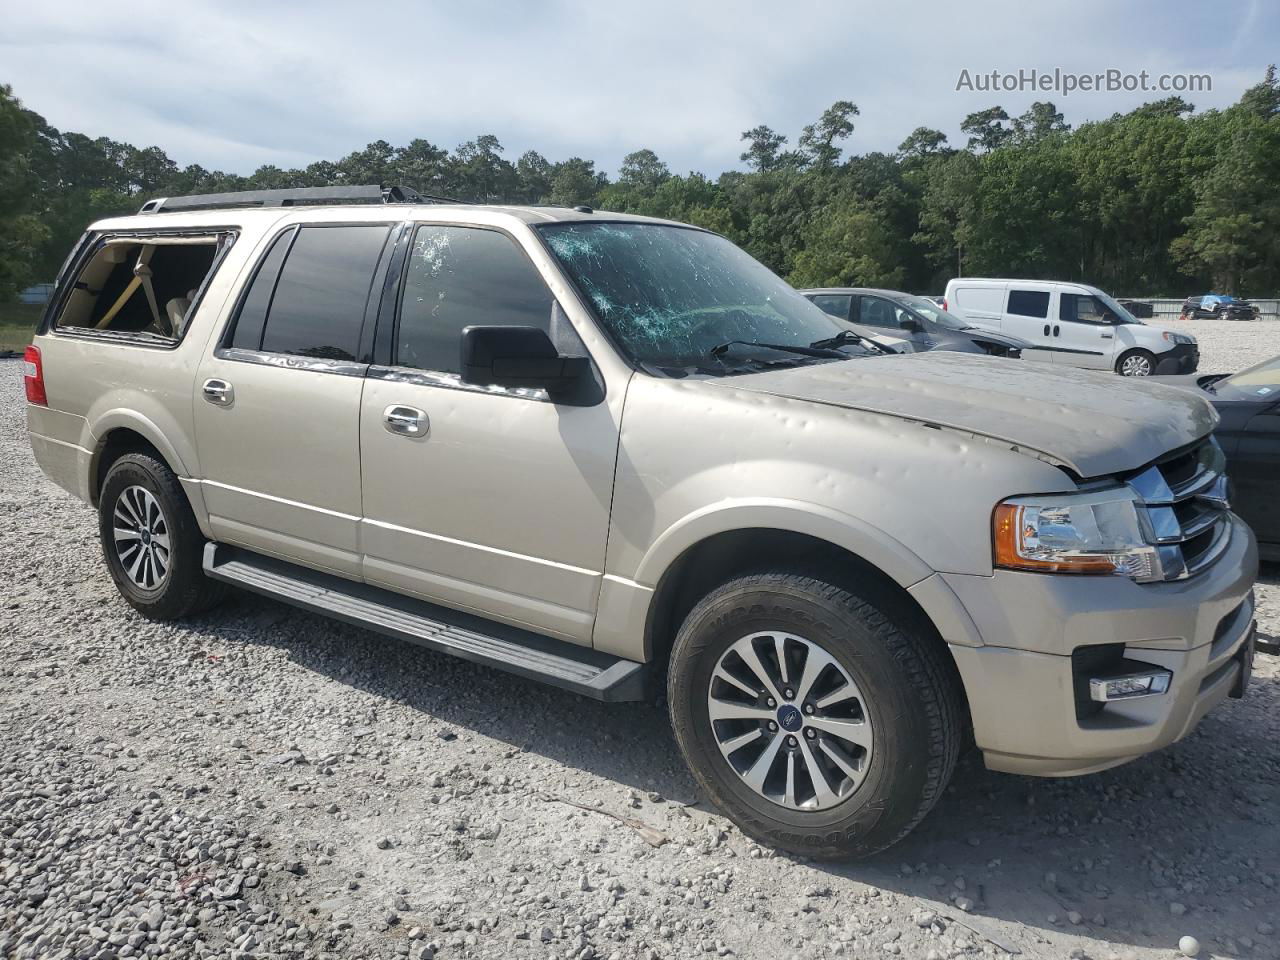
[383,405,428,438]
[1052,324,1060,337]
[1100,331,1114,339]
[1043,324,1050,336]
[202,378,234,406]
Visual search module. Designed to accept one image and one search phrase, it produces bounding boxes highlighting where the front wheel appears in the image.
[1117,349,1155,377]
[98,453,224,620]
[667,571,963,859]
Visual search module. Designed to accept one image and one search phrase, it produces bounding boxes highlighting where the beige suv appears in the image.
[24,186,1258,858]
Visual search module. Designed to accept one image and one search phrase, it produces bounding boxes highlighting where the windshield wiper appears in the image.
[808,329,890,354]
[709,339,844,360]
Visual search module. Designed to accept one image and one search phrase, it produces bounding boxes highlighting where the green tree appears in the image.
[961,106,1012,152]
[789,195,906,288]
[515,150,554,202]
[1239,64,1280,118]
[1012,101,1068,143]
[0,84,48,299]
[897,127,948,160]
[739,125,788,172]
[618,149,670,191]
[1172,109,1280,292]
[798,100,859,168]
[548,157,606,206]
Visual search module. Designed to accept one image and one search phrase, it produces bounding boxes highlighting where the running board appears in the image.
[202,544,647,702]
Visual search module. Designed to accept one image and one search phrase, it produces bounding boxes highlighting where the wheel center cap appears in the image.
[776,704,803,732]
[141,530,152,545]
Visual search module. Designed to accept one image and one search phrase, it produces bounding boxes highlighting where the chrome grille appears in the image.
[1126,437,1231,581]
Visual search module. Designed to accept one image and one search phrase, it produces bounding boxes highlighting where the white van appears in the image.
[942,278,1198,376]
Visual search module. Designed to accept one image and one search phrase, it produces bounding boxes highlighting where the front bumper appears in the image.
[945,514,1257,776]
[1155,342,1199,375]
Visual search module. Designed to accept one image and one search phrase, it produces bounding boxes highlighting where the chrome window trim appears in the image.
[212,346,369,378]
[365,363,552,402]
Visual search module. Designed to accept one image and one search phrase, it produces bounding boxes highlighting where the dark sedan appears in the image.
[1181,295,1259,321]
[798,287,1029,358]
[1151,355,1280,560]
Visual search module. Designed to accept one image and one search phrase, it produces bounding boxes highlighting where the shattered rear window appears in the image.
[537,222,851,376]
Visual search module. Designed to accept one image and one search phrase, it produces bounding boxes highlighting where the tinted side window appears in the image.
[858,296,898,328]
[258,225,390,361]
[808,294,851,320]
[1060,293,1106,324]
[1007,289,1050,318]
[229,228,294,350]
[396,225,553,374]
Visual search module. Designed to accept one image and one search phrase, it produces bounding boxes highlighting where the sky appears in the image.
[1,0,1275,179]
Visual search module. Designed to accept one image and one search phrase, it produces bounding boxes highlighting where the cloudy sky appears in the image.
[2,0,1274,178]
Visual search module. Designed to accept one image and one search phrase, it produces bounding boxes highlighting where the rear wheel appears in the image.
[98,453,224,619]
[667,571,962,859]
[1117,349,1155,377]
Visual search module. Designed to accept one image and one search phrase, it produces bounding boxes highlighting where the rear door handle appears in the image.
[1052,325,1060,337]
[202,378,234,406]
[383,405,428,438]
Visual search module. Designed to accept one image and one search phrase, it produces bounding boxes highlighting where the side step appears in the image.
[203,544,648,702]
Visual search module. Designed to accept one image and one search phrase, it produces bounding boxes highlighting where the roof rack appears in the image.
[137,184,458,215]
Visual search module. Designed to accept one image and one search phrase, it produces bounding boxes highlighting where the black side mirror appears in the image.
[460,325,592,401]
[901,317,923,333]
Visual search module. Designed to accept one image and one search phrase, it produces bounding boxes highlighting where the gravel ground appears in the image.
[2,318,1278,960]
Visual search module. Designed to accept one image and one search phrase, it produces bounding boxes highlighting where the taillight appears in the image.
[23,345,47,406]
[941,298,948,311]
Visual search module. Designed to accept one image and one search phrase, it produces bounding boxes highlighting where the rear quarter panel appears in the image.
[25,218,275,517]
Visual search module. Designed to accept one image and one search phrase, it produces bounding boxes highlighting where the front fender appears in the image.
[592,499,985,660]
[633,497,934,590]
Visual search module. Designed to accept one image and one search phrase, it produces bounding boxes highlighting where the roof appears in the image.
[89,203,689,234]
[796,287,914,297]
[945,277,1100,290]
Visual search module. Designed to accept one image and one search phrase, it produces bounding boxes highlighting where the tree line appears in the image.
[2,69,1280,303]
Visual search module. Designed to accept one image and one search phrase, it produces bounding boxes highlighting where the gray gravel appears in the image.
[2,320,1278,960]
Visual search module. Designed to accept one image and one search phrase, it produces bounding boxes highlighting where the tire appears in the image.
[667,571,963,860]
[98,452,224,620]
[1117,349,1155,377]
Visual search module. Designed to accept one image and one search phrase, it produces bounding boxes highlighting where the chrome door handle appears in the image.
[383,404,428,437]
[202,378,234,406]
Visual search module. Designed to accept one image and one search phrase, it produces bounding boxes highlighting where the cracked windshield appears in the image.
[538,222,877,376]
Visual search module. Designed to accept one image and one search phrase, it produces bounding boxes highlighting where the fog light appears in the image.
[1088,668,1172,702]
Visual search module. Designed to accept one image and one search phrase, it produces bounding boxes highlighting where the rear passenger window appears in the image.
[1007,290,1050,318]
[55,235,228,342]
[245,225,389,361]
[808,294,851,320]
[228,229,294,351]
[396,225,553,374]
[858,297,898,328]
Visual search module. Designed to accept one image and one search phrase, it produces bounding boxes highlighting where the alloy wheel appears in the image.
[706,631,873,811]
[1120,354,1152,377]
[112,485,171,590]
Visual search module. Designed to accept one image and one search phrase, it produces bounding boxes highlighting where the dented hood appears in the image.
[718,352,1217,477]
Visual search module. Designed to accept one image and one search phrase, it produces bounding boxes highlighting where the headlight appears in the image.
[1162,331,1195,345]
[993,490,1159,581]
